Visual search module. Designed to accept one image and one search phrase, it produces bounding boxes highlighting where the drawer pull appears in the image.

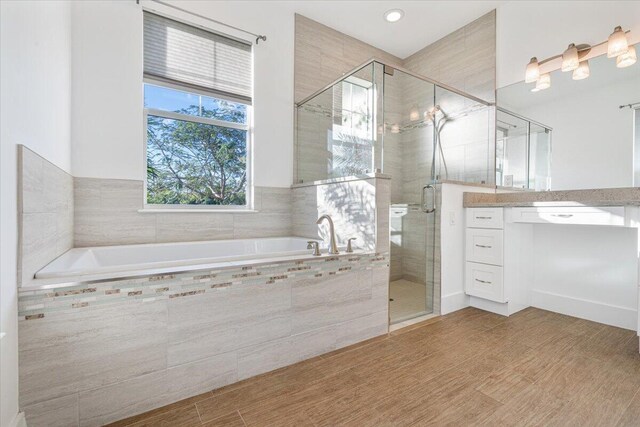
[476,216,492,219]
[475,279,492,284]
[551,214,573,218]
[475,244,492,249]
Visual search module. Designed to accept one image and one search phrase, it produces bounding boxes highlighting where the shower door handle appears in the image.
[421,185,436,213]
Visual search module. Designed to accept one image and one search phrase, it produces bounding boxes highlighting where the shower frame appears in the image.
[296,57,492,109]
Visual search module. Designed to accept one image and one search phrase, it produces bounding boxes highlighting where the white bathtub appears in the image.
[35,237,321,283]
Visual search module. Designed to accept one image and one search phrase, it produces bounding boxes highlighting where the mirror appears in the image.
[497,49,640,191]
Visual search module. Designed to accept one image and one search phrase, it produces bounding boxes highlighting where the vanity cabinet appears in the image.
[464,204,637,321]
[464,208,506,303]
[509,206,626,226]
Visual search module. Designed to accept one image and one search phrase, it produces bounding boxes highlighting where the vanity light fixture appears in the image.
[384,9,404,23]
[561,44,580,72]
[617,45,637,68]
[525,26,635,92]
[525,57,540,83]
[608,26,629,58]
[531,73,551,92]
[572,60,590,80]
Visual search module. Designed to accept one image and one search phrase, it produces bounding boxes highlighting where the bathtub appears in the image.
[35,237,322,283]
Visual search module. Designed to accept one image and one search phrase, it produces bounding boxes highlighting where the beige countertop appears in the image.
[463,187,640,207]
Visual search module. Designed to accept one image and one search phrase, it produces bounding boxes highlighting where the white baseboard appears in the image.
[469,296,509,316]
[531,289,637,331]
[10,412,27,427]
[440,291,469,315]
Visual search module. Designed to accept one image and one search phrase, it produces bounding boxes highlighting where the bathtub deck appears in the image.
[107,307,640,426]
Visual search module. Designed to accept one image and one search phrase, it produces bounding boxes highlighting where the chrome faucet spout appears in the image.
[316,215,339,255]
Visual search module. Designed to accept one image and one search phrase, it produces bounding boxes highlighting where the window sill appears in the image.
[138,208,259,214]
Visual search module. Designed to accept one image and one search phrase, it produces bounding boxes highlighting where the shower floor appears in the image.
[389,279,432,324]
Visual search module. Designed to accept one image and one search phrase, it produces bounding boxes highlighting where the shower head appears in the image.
[425,105,446,121]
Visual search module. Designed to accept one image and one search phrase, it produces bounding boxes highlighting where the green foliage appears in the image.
[146,104,247,205]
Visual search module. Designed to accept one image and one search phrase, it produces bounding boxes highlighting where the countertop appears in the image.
[463,187,640,207]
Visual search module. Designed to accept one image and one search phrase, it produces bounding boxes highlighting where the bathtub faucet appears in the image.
[316,215,339,255]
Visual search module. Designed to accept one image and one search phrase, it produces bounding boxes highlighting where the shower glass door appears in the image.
[383,68,437,324]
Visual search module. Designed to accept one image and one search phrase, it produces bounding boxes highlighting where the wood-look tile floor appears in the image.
[108,307,640,427]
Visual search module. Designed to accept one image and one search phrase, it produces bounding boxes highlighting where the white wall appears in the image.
[70,1,143,182]
[532,224,638,330]
[0,1,72,425]
[496,1,640,88]
[71,0,296,188]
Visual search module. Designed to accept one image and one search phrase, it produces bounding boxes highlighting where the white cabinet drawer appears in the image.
[465,228,503,266]
[465,262,505,303]
[508,207,625,226]
[466,208,503,229]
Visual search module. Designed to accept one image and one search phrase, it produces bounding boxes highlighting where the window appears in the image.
[143,12,252,208]
[330,77,374,177]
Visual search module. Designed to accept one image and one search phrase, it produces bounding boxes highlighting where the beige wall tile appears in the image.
[291,271,373,334]
[403,11,496,103]
[74,210,157,246]
[19,301,168,406]
[73,178,293,246]
[237,326,337,380]
[18,145,74,286]
[334,310,389,350]
[19,146,45,214]
[20,213,58,285]
[78,351,237,426]
[23,394,78,427]
[294,14,402,104]
[156,213,234,243]
[167,281,292,367]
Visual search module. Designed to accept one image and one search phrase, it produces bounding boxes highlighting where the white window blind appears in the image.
[143,12,253,103]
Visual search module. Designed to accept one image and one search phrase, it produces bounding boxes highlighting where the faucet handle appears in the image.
[307,241,321,256]
[346,237,357,253]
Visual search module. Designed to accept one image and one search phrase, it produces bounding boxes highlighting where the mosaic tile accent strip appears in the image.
[18,252,389,319]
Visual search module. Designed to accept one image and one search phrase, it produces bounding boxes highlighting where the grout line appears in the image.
[237,410,248,427]
[196,402,203,424]
[616,384,640,425]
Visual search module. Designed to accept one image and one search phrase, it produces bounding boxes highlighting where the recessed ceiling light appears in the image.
[384,9,404,23]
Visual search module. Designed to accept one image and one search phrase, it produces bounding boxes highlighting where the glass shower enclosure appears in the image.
[496,108,552,190]
[296,60,493,324]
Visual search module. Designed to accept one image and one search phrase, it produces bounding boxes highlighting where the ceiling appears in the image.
[290,1,504,58]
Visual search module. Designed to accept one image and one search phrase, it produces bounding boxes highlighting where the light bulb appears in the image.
[384,9,404,23]
[608,26,629,58]
[525,57,540,83]
[617,45,637,68]
[561,44,579,72]
[572,60,590,80]
[409,106,420,121]
[534,73,550,91]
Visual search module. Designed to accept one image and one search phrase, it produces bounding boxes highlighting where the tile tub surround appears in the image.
[74,177,292,247]
[463,187,640,208]
[18,145,74,287]
[18,252,390,426]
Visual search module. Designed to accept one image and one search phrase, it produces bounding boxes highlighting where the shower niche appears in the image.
[296,60,494,324]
